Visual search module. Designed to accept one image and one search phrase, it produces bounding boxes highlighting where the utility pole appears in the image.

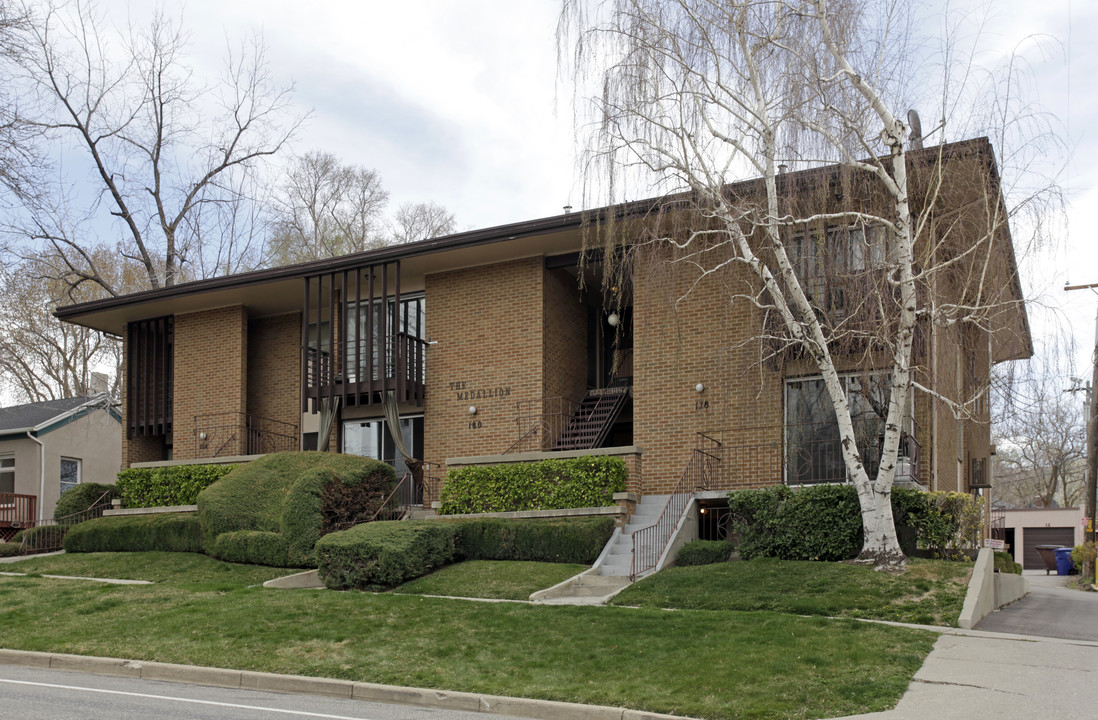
[1065,283,1098,578]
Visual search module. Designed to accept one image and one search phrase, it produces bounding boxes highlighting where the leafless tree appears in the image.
[1,0,302,294]
[390,201,457,244]
[560,0,1060,565]
[0,1,41,205]
[267,151,390,266]
[0,247,146,401]
[994,340,1086,508]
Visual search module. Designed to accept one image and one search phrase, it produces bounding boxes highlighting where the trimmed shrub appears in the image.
[54,483,119,520]
[993,550,1022,575]
[316,521,460,590]
[726,484,983,561]
[210,531,291,567]
[439,457,627,514]
[0,542,19,557]
[197,452,395,567]
[316,516,616,590]
[62,513,203,553]
[727,485,863,561]
[676,539,733,566]
[116,464,234,508]
[457,516,615,564]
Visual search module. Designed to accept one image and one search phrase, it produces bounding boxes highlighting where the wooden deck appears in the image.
[0,493,37,540]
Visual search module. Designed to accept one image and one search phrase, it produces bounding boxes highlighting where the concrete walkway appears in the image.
[975,571,1098,641]
[839,631,1098,720]
[839,570,1098,720]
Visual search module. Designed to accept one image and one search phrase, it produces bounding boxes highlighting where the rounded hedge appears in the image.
[197,451,395,567]
[54,482,119,520]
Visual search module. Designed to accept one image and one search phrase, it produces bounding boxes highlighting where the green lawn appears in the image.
[612,558,972,626]
[0,552,938,720]
[393,560,587,600]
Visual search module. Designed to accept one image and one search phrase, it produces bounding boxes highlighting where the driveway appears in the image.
[975,571,1098,641]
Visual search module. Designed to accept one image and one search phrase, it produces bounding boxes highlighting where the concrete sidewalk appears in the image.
[839,631,1098,720]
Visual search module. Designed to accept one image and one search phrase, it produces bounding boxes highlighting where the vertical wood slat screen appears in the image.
[302,261,425,414]
[127,316,174,437]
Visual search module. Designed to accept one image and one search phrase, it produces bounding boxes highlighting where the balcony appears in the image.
[0,493,37,540]
[194,412,299,459]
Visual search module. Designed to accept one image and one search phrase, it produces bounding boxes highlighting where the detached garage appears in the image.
[994,508,1085,570]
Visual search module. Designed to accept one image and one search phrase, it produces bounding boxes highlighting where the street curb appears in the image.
[0,648,696,720]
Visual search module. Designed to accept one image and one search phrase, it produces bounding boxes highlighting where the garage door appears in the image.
[1022,527,1076,570]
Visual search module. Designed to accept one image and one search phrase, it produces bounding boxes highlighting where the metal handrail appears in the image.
[194,412,299,458]
[17,490,114,554]
[630,448,718,580]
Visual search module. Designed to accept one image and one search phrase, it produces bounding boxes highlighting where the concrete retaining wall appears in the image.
[958,547,1030,629]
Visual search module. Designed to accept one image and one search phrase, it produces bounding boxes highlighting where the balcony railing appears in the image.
[697,424,922,489]
[0,493,37,539]
[304,332,427,410]
[194,412,299,458]
[505,396,580,453]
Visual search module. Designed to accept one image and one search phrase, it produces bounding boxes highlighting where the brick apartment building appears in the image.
[56,138,1030,508]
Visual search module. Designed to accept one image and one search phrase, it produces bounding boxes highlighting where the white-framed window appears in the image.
[0,455,13,495]
[344,294,425,383]
[342,415,424,478]
[60,457,81,494]
[784,373,910,485]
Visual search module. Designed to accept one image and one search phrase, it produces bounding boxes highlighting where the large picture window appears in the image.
[342,415,424,479]
[784,374,902,485]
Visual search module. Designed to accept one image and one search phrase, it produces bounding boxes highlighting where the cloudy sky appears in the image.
[93,0,1098,374]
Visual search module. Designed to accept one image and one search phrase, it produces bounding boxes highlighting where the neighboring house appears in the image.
[991,505,1086,570]
[55,138,1030,524]
[0,394,122,536]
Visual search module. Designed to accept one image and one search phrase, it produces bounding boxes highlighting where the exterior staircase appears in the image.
[598,494,670,578]
[553,385,630,450]
[530,494,671,605]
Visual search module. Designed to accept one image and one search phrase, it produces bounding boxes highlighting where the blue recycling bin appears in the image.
[1053,546,1075,576]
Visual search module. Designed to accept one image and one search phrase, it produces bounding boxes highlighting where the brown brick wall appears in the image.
[542,266,588,413]
[632,248,784,494]
[424,258,545,468]
[247,312,302,442]
[173,306,248,460]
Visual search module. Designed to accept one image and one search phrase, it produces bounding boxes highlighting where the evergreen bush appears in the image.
[197,452,394,567]
[0,542,19,557]
[62,513,203,553]
[676,539,733,566]
[439,457,627,514]
[53,482,119,520]
[316,516,616,590]
[726,485,979,561]
[116,464,234,508]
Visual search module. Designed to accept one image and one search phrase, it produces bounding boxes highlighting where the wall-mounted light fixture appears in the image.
[607,312,620,327]
[468,406,477,415]
[198,431,208,441]
[695,383,705,393]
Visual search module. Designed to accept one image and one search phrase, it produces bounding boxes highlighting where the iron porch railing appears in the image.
[631,440,720,580]
[505,396,580,453]
[194,412,299,458]
[698,424,921,489]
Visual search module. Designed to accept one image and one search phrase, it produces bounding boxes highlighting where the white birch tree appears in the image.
[560,0,1055,565]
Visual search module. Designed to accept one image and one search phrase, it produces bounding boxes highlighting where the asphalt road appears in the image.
[0,664,528,720]
[974,572,1098,641]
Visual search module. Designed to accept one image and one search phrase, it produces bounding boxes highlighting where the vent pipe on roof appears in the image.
[908,110,924,150]
[563,205,573,214]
